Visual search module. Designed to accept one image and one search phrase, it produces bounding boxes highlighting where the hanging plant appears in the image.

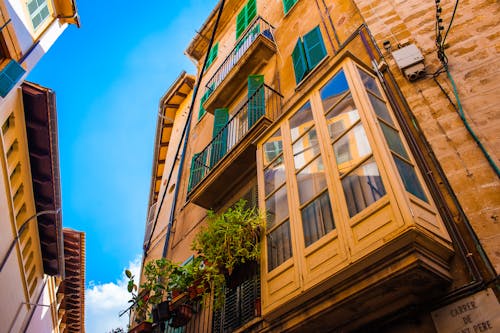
[191,199,264,308]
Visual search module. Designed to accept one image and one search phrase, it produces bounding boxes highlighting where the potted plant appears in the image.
[124,270,153,332]
[191,199,264,308]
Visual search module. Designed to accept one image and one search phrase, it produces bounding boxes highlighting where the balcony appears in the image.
[189,84,282,209]
[203,17,276,114]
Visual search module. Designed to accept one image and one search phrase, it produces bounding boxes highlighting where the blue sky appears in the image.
[28,0,218,330]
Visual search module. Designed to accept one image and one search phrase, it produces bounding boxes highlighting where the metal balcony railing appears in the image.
[189,84,282,193]
[205,16,275,95]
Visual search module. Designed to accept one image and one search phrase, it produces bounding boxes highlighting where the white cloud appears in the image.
[86,256,142,332]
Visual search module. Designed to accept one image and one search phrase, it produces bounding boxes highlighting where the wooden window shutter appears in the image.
[247,75,265,128]
[303,26,327,70]
[283,0,296,14]
[236,7,247,39]
[0,60,25,97]
[292,39,308,84]
[198,89,211,120]
[206,42,219,69]
[246,0,257,26]
[188,152,206,192]
[210,108,229,167]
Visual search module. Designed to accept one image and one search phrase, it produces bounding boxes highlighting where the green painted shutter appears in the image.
[188,152,207,192]
[236,0,257,40]
[303,26,327,70]
[283,0,296,14]
[246,0,257,26]
[292,40,308,84]
[236,8,246,39]
[247,75,265,128]
[206,42,219,69]
[210,108,229,167]
[0,60,25,97]
[198,89,211,120]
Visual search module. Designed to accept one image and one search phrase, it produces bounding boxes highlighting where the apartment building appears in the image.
[141,0,499,332]
[0,81,84,333]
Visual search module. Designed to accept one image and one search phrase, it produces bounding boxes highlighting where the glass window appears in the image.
[267,220,292,271]
[296,156,327,205]
[358,69,382,97]
[380,122,409,159]
[341,158,386,217]
[263,129,283,165]
[333,123,372,173]
[393,155,428,202]
[292,128,320,170]
[265,185,289,229]
[264,156,286,195]
[368,93,393,126]
[27,0,49,30]
[301,191,335,247]
[325,94,360,141]
[321,70,350,112]
[289,102,314,142]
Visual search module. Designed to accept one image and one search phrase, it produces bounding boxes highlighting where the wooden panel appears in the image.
[349,199,400,255]
[262,259,300,312]
[410,198,451,242]
[302,233,347,288]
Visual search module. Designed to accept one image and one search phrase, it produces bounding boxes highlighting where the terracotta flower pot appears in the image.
[152,301,171,323]
[128,321,152,333]
[169,304,194,328]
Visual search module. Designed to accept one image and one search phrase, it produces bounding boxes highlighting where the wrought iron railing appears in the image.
[205,16,275,95]
[189,84,282,193]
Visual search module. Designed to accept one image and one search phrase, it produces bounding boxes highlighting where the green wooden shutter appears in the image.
[283,0,296,14]
[247,75,265,128]
[210,108,229,167]
[198,89,211,120]
[206,42,219,69]
[246,0,257,25]
[292,40,308,84]
[0,60,25,97]
[236,0,257,40]
[236,8,247,39]
[188,152,207,192]
[303,26,327,70]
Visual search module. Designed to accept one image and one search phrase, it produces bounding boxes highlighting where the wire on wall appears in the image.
[433,0,499,178]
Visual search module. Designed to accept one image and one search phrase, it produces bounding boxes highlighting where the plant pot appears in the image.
[152,302,171,323]
[128,321,152,333]
[156,301,171,321]
[169,304,194,328]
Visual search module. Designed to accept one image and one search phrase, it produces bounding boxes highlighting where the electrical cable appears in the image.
[434,0,500,178]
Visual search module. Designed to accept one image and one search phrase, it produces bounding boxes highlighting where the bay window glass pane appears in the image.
[358,69,382,97]
[380,122,409,159]
[265,186,289,229]
[263,129,283,165]
[333,123,372,174]
[267,220,292,271]
[264,156,286,195]
[368,94,394,125]
[289,102,314,142]
[325,94,359,140]
[393,155,428,202]
[296,156,327,205]
[292,128,320,170]
[342,158,386,217]
[320,70,349,112]
[301,191,335,247]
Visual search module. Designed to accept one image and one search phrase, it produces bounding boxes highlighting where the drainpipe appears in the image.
[160,0,227,258]
[358,25,495,305]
